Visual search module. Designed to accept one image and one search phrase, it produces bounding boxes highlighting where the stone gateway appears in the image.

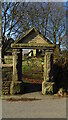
[10,27,55,95]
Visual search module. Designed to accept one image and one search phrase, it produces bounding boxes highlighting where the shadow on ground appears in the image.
[23,82,42,94]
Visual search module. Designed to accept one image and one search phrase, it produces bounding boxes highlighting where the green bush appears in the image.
[53,50,68,91]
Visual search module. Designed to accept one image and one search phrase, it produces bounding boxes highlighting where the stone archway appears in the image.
[10,45,55,95]
[10,27,55,95]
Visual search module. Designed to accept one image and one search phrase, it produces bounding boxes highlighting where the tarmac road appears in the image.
[0,64,67,119]
[2,93,66,118]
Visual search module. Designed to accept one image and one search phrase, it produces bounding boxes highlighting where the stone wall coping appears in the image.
[2,64,13,67]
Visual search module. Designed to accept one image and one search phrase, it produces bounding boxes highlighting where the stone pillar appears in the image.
[22,50,24,60]
[13,49,18,81]
[10,49,23,94]
[29,50,32,57]
[33,49,36,57]
[42,50,54,94]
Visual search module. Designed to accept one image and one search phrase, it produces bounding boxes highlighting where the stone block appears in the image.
[10,81,24,95]
[42,81,55,95]
[2,67,12,95]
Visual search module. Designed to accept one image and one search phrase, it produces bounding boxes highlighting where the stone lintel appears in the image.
[11,43,55,50]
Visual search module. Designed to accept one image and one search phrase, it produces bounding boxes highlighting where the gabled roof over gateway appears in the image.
[11,27,55,49]
[14,27,52,44]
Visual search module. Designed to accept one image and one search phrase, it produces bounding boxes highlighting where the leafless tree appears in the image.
[48,3,66,51]
[2,2,66,63]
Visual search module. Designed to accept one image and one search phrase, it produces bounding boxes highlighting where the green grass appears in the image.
[22,57,44,80]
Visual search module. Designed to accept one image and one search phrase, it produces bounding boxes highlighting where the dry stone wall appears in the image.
[2,67,12,95]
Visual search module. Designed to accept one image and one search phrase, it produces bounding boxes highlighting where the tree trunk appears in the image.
[59,36,61,52]
[54,31,56,46]
[45,16,48,36]
[59,41,61,52]
[2,50,5,64]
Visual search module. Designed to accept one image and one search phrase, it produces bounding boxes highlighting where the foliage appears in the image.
[22,57,43,81]
[53,50,68,91]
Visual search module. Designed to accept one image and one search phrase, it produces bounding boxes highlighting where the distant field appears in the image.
[22,57,44,83]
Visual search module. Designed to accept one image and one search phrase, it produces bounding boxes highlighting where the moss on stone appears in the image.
[42,82,55,95]
[10,81,23,95]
